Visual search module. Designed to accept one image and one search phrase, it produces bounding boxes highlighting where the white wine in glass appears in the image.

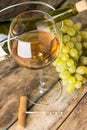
[8,4,62,106]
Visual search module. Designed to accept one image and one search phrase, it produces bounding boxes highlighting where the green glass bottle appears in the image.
[50,0,87,23]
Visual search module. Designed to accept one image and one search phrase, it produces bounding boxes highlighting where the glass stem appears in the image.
[39,69,46,92]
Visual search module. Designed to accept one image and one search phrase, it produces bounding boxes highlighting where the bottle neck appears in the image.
[50,5,78,23]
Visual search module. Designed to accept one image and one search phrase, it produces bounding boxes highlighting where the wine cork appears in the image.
[17,96,28,128]
[76,0,87,13]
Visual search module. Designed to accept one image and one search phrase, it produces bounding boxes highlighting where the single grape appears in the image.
[70,36,77,43]
[80,56,87,65]
[66,59,74,67]
[55,58,67,72]
[59,70,71,79]
[68,76,76,84]
[76,66,87,74]
[76,34,82,42]
[82,42,87,49]
[75,73,83,81]
[81,31,87,41]
[59,53,69,61]
[68,65,76,74]
[63,35,70,43]
[56,64,67,73]
[73,22,82,32]
[78,50,83,57]
[62,45,70,53]
[64,19,73,27]
[75,81,82,89]
[65,41,74,48]
[61,25,68,34]
[70,48,78,58]
[83,76,87,84]
[67,27,76,36]
[75,42,82,50]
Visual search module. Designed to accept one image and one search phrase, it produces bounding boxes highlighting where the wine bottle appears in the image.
[50,0,87,23]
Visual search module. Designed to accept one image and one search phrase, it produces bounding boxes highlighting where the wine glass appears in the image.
[0,1,62,106]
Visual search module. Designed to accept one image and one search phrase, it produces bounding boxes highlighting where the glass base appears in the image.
[29,75,62,106]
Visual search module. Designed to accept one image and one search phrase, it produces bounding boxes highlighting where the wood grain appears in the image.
[0,0,65,20]
[58,93,87,130]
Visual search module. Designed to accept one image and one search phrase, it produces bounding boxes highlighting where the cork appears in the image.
[76,0,87,13]
[17,96,28,128]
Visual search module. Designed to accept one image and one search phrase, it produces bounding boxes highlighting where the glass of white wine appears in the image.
[1,1,63,106]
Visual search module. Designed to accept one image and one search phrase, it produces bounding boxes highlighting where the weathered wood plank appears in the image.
[50,84,87,130]
[0,0,65,19]
[9,83,87,130]
[57,93,87,130]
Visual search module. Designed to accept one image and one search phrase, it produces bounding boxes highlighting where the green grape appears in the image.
[73,55,79,61]
[66,59,74,67]
[67,27,76,36]
[56,64,66,73]
[67,84,75,93]
[68,76,76,84]
[64,19,73,27]
[59,70,71,79]
[81,31,87,41]
[76,34,82,42]
[75,42,82,50]
[61,25,68,34]
[63,35,70,43]
[60,53,69,61]
[55,58,64,65]
[53,57,61,66]
[66,41,74,48]
[53,19,87,93]
[78,50,83,57]
[83,76,87,84]
[75,73,83,81]
[76,66,87,74]
[75,81,82,89]
[80,56,87,65]
[70,36,77,43]
[68,65,76,74]
[70,48,78,58]
[55,58,67,72]
[62,45,70,53]
[73,22,82,32]
[82,42,87,49]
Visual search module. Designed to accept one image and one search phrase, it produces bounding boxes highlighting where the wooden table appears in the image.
[0,0,87,130]
[0,57,87,130]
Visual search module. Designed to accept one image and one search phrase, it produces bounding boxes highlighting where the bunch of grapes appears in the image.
[53,19,87,93]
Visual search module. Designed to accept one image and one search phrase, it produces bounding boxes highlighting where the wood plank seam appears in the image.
[50,92,87,130]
